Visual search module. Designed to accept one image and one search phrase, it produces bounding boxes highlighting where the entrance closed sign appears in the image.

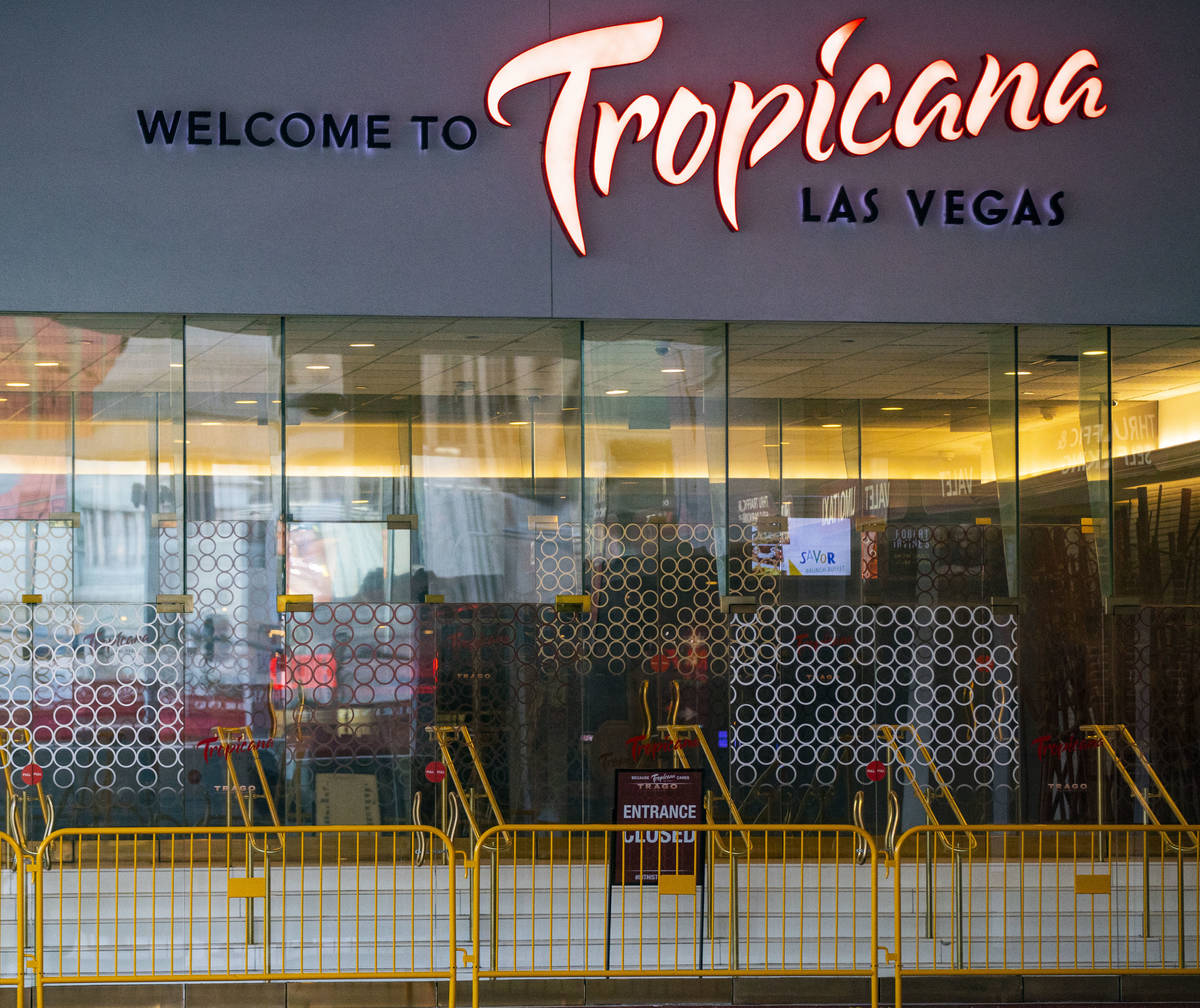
[612,770,703,885]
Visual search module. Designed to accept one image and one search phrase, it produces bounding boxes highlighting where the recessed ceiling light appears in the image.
[306,364,331,370]
[821,423,842,428]
[169,363,183,368]
[661,367,685,374]
[880,406,904,411]
[234,399,257,405]
[1082,349,1108,356]
[508,420,530,426]
[5,382,29,388]
[33,361,59,367]
[351,499,368,504]
[605,388,629,396]
[199,421,222,426]
[348,343,375,348]
[1004,370,1033,376]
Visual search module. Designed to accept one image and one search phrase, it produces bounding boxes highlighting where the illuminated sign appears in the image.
[136,110,478,151]
[487,16,1106,254]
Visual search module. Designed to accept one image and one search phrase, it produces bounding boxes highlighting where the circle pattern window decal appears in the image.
[728,603,1020,798]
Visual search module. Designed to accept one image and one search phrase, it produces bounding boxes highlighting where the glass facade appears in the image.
[1,315,1197,832]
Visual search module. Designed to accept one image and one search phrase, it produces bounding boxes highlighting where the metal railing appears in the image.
[468,823,881,1008]
[0,831,26,1008]
[876,724,975,856]
[426,724,510,850]
[0,822,1194,1008]
[0,728,53,859]
[1082,723,1200,853]
[31,826,460,1007]
[891,824,1200,1008]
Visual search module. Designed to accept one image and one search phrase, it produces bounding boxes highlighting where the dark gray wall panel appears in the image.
[0,0,1196,323]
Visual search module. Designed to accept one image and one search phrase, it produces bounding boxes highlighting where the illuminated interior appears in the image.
[1,313,1198,828]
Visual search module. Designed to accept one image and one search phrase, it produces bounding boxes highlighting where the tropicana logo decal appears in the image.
[486,16,1106,255]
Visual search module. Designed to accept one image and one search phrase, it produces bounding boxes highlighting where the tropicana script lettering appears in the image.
[196,736,272,762]
[626,734,700,760]
[486,16,1106,255]
[1033,733,1102,761]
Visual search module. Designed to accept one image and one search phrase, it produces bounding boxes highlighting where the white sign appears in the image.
[780,518,851,576]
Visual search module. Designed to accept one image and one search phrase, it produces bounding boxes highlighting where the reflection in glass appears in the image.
[0,312,1192,829]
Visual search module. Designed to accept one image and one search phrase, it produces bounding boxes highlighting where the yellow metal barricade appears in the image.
[33,826,460,1007]
[891,824,1200,1007]
[469,823,880,1008]
[0,831,27,1008]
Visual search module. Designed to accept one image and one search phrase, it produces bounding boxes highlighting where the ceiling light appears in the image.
[605,388,629,396]
[306,364,331,370]
[234,399,257,405]
[5,382,29,388]
[661,367,685,374]
[1004,370,1033,376]
[169,363,183,368]
[508,420,530,426]
[349,343,375,348]
[199,421,222,426]
[351,499,368,504]
[880,406,904,411]
[1082,349,1108,356]
[821,423,842,428]
[33,361,59,367]
[0,398,7,403]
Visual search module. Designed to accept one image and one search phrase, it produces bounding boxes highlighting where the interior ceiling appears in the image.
[0,316,1198,421]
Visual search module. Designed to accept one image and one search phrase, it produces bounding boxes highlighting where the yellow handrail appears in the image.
[426,725,511,849]
[0,726,54,858]
[214,725,285,854]
[876,723,975,855]
[1081,723,1199,852]
[659,681,751,856]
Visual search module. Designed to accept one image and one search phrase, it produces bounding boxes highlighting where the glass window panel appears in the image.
[276,317,583,826]
[1015,324,1110,823]
[581,320,727,821]
[1109,325,1200,602]
[1108,325,1200,822]
[730,323,1014,606]
[0,314,183,602]
[728,322,1019,827]
[283,317,582,604]
[182,315,282,827]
